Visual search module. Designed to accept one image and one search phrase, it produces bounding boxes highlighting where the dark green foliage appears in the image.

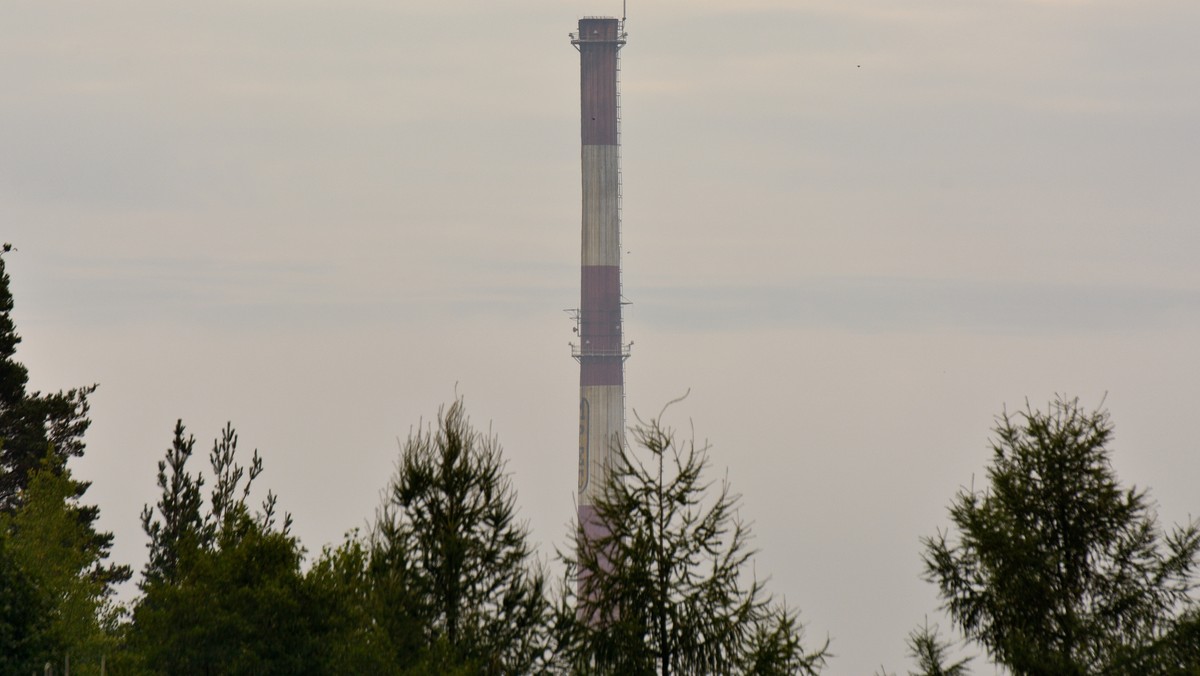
[874,622,971,676]
[0,526,51,676]
[905,622,971,676]
[0,254,128,591]
[0,254,94,507]
[0,252,127,673]
[305,534,404,674]
[132,513,319,675]
[741,604,830,676]
[558,410,828,675]
[139,420,206,588]
[0,254,26,406]
[362,528,432,671]
[923,396,1200,675]
[1155,609,1200,674]
[131,420,320,675]
[1106,606,1200,675]
[372,397,551,674]
[0,383,96,508]
[1,451,121,670]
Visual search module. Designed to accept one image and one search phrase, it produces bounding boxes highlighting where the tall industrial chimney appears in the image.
[570,17,628,562]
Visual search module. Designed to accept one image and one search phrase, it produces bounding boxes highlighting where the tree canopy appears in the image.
[14,245,1200,673]
[371,397,551,674]
[0,249,127,672]
[129,421,320,675]
[0,524,51,676]
[558,408,828,675]
[923,396,1200,675]
[0,254,99,514]
[1,452,123,670]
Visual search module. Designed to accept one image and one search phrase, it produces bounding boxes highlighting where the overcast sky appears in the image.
[5,1,1200,672]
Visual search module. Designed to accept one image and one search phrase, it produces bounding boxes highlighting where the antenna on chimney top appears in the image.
[623,0,627,22]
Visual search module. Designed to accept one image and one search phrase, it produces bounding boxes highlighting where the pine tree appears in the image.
[0,252,128,588]
[139,420,206,588]
[132,420,317,674]
[0,253,97,510]
[557,408,828,675]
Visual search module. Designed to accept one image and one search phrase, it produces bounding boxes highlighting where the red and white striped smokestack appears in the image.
[571,17,628,568]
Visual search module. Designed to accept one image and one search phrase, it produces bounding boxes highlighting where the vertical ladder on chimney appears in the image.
[615,24,628,417]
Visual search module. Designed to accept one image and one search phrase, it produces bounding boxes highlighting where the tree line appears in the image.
[1,251,1198,675]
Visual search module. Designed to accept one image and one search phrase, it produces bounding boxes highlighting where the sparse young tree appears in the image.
[372,397,550,674]
[139,420,206,589]
[922,396,1200,675]
[557,407,828,675]
[906,622,971,676]
[874,622,971,676]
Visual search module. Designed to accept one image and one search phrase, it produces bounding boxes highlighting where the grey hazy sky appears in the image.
[5,1,1200,672]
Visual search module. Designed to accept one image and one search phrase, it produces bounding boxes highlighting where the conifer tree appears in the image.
[139,420,206,588]
[0,520,51,675]
[132,421,316,674]
[372,397,551,674]
[0,252,97,511]
[923,396,1200,674]
[2,451,120,669]
[874,622,971,676]
[0,250,128,588]
[557,407,828,675]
